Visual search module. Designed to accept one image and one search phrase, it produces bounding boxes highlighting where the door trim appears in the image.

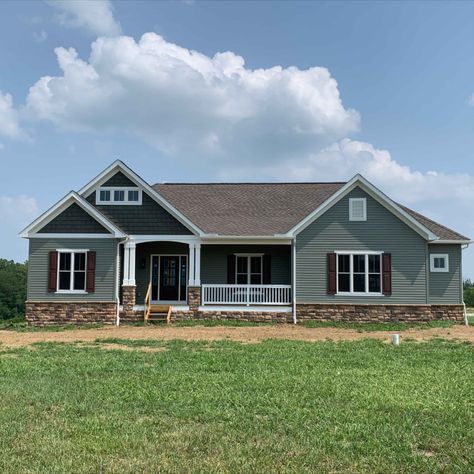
[150,254,188,303]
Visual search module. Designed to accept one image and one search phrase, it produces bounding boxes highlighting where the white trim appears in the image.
[78,160,203,236]
[429,240,472,245]
[97,186,143,205]
[233,253,264,256]
[286,174,438,240]
[57,250,87,293]
[336,251,383,296]
[30,234,116,239]
[430,254,449,272]
[19,191,126,238]
[129,235,199,245]
[235,255,263,285]
[349,198,367,221]
[201,237,292,245]
[197,305,292,313]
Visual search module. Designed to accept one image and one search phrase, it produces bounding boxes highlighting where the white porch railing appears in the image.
[201,284,292,306]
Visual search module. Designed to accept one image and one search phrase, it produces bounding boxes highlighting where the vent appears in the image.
[349,198,367,221]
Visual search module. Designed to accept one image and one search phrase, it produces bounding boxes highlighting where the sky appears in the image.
[1,0,474,276]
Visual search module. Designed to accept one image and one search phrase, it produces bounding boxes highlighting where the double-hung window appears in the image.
[57,251,87,292]
[236,255,263,284]
[337,252,382,294]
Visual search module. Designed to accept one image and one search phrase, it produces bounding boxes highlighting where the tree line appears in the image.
[0,259,27,319]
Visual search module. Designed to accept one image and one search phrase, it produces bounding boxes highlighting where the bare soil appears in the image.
[0,324,473,348]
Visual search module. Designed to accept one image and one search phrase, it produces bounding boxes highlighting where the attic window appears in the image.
[96,187,142,205]
[430,254,449,273]
[349,198,367,221]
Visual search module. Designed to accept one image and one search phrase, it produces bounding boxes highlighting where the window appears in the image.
[57,251,87,292]
[337,252,382,294]
[349,198,367,221]
[430,254,449,272]
[96,187,142,205]
[236,255,263,284]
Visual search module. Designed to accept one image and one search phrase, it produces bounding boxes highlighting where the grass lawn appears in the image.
[0,339,473,473]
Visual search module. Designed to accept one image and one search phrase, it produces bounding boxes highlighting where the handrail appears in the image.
[201,284,292,306]
[144,282,152,322]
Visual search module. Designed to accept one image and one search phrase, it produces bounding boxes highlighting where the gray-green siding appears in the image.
[38,203,109,234]
[201,245,291,285]
[296,187,429,304]
[28,238,118,301]
[428,244,462,304]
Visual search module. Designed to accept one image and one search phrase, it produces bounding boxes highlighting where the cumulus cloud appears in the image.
[25,33,360,163]
[0,91,22,139]
[47,0,121,37]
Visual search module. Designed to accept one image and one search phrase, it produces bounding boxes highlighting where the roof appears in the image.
[153,181,468,241]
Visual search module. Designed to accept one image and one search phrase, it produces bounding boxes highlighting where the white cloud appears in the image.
[25,33,360,163]
[47,0,121,37]
[0,196,38,220]
[0,91,22,139]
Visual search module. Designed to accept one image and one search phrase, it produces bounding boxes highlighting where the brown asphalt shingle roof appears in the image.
[153,182,468,241]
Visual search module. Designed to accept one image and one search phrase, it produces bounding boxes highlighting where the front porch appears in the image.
[119,239,293,321]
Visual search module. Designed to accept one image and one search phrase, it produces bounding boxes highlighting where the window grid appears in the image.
[96,187,142,205]
[57,251,87,292]
[336,252,382,295]
[235,255,263,285]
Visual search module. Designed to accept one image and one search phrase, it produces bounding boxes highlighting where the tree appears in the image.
[0,259,27,319]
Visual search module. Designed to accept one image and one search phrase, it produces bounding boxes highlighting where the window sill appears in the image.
[55,290,88,294]
[336,292,384,297]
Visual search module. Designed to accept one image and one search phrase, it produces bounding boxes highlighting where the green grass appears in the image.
[0,317,104,332]
[0,339,473,472]
[301,320,454,332]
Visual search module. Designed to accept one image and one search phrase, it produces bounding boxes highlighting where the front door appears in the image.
[151,255,187,302]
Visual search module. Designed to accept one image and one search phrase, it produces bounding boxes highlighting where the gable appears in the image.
[87,190,193,235]
[102,171,136,187]
[37,203,110,234]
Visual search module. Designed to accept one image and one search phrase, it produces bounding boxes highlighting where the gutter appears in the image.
[116,237,129,326]
[462,242,471,326]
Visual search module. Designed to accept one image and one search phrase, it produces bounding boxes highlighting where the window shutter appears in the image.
[227,255,236,284]
[48,251,58,292]
[382,253,392,296]
[86,251,96,293]
[263,255,271,284]
[327,253,336,294]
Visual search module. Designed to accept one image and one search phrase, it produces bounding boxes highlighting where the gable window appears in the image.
[57,250,87,292]
[235,255,263,284]
[430,254,449,272]
[349,198,367,221]
[96,187,142,205]
[336,252,382,294]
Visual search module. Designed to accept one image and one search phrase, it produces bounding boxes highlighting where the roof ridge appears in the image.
[153,181,347,186]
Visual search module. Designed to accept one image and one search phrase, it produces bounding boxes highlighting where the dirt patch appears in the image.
[0,324,473,348]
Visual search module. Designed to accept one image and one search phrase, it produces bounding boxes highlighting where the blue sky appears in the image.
[1,0,474,276]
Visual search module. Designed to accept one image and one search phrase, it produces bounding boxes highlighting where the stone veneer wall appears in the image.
[122,285,136,320]
[26,301,117,326]
[295,304,465,323]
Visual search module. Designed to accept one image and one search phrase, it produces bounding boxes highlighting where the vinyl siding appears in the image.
[102,171,136,187]
[27,238,118,301]
[37,203,109,234]
[201,245,291,285]
[296,187,428,304]
[134,242,189,302]
[428,244,462,304]
[87,190,192,235]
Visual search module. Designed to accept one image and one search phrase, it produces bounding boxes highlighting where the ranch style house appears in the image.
[20,160,471,325]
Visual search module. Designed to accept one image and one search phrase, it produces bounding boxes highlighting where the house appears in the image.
[20,160,470,325]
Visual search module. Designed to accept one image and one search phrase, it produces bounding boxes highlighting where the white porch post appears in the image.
[123,241,136,286]
[195,243,201,286]
[188,242,195,286]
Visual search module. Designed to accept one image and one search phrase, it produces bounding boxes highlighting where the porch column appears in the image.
[188,242,195,286]
[123,241,136,286]
[195,243,201,286]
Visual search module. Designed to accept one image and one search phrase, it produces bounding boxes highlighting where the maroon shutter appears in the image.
[48,251,58,292]
[263,255,271,284]
[382,253,392,296]
[86,251,96,293]
[327,253,336,295]
[227,255,236,284]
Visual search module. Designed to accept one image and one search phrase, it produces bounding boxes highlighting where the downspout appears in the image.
[462,243,470,326]
[116,237,129,326]
[292,237,297,325]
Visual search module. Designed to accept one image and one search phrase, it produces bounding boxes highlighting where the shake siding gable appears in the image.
[296,187,428,304]
[102,171,136,187]
[27,238,118,301]
[428,244,462,304]
[87,190,193,235]
[37,203,109,234]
